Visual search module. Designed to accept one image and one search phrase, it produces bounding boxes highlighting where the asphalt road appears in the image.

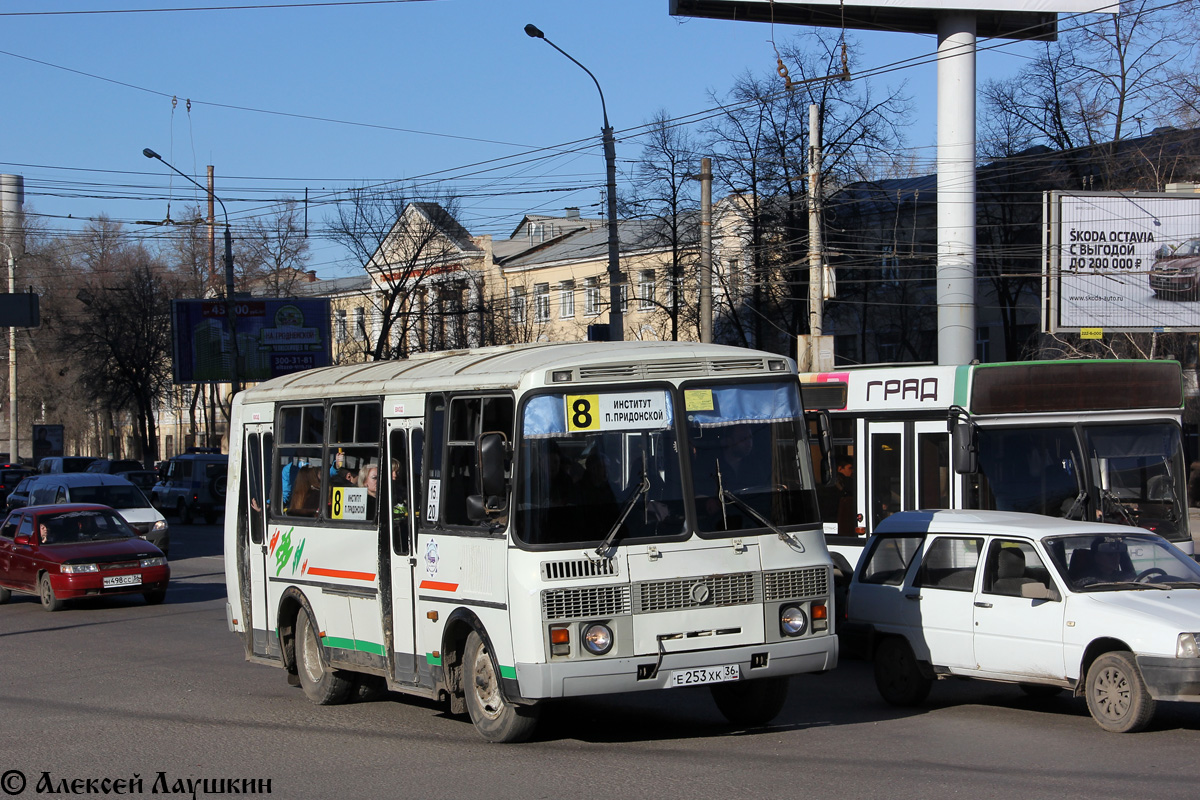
[1,522,1198,800]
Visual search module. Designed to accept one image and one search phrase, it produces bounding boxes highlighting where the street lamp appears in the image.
[143,148,241,395]
[0,241,15,462]
[524,23,623,341]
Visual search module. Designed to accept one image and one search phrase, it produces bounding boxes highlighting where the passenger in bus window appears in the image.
[360,463,380,518]
[288,466,319,517]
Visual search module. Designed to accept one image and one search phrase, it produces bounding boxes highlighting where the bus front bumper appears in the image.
[513,635,838,700]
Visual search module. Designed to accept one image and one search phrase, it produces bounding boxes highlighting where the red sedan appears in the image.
[0,504,169,611]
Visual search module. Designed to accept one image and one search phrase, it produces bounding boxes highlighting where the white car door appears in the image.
[971,538,1067,680]
[905,535,982,669]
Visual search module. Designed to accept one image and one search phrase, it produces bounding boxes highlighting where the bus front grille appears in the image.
[764,566,829,600]
[542,558,618,581]
[542,585,631,620]
[633,572,761,613]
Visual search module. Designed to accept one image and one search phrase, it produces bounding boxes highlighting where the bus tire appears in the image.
[711,675,789,726]
[463,630,539,743]
[296,609,352,705]
[874,636,931,706]
[1085,651,1155,733]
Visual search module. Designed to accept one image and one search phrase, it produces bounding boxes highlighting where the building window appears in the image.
[559,280,575,319]
[353,306,366,340]
[620,283,629,313]
[882,247,900,288]
[584,277,601,316]
[511,287,526,324]
[335,309,347,343]
[976,327,990,363]
[534,283,550,323]
[638,270,656,311]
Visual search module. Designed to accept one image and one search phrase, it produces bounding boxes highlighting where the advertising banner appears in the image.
[171,298,332,384]
[1046,191,1200,333]
[32,424,63,461]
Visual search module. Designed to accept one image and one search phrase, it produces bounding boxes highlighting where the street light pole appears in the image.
[143,148,241,395]
[524,23,623,341]
[0,241,15,462]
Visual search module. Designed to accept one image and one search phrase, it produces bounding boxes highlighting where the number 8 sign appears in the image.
[565,394,600,431]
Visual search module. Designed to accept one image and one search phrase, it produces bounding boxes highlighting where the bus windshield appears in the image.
[514,379,818,546]
[516,388,686,547]
[970,422,1187,541]
[685,381,817,533]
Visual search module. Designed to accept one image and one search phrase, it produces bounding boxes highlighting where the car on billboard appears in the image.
[1148,237,1200,300]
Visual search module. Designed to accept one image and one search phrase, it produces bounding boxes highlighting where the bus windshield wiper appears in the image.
[719,488,803,549]
[595,473,649,557]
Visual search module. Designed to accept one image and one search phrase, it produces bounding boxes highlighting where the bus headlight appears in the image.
[780,605,808,637]
[581,623,614,655]
[1177,633,1200,658]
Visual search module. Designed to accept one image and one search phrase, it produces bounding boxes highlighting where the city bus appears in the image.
[799,359,1194,569]
[225,341,836,742]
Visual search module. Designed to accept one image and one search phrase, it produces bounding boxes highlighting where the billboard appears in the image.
[1044,191,1200,333]
[670,1,1117,39]
[171,298,332,384]
[32,424,63,461]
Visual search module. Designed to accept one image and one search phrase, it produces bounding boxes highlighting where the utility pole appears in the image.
[698,158,713,343]
[1,173,23,463]
[807,104,824,370]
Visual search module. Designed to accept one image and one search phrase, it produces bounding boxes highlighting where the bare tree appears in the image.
[702,29,911,354]
[241,200,311,297]
[328,186,481,361]
[58,221,178,462]
[623,110,702,341]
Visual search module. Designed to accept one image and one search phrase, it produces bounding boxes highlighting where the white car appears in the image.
[24,473,170,557]
[848,509,1200,733]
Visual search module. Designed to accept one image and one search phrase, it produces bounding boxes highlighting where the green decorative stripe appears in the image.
[954,364,971,408]
[322,636,386,656]
[426,652,442,666]
[499,665,517,680]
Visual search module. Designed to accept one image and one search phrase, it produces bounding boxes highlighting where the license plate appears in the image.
[103,574,141,588]
[668,664,740,687]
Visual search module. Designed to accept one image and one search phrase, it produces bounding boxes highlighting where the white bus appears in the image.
[225,341,836,742]
[800,359,1194,567]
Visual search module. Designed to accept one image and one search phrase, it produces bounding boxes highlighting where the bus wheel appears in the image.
[463,631,539,743]
[295,610,352,705]
[1086,651,1155,733]
[711,676,789,726]
[874,637,931,706]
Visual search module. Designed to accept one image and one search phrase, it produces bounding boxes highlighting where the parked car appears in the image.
[848,509,1200,733]
[151,451,227,525]
[116,470,158,492]
[37,456,98,474]
[24,473,170,557]
[0,503,169,610]
[0,467,33,507]
[86,459,145,474]
[1149,237,1200,299]
[6,476,36,511]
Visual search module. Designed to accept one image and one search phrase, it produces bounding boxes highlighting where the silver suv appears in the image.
[151,450,228,525]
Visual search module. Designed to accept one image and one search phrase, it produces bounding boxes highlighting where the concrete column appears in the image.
[936,13,977,366]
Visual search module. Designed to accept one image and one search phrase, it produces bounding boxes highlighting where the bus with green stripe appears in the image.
[800,359,1193,574]
[225,341,837,742]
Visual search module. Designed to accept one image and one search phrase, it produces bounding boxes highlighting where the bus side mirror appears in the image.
[952,419,978,475]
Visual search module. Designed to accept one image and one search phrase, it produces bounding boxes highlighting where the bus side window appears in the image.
[423,396,445,528]
[443,395,513,527]
[389,429,410,554]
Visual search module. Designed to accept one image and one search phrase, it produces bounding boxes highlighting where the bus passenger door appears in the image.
[867,422,905,530]
[914,421,954,512]
[386,423,420,683]
[244,426,275,658]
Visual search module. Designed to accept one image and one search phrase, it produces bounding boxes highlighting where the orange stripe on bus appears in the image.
[307,567,376,581]
[419,580,459,592]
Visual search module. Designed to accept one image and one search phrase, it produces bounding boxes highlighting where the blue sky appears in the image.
[0,0,1071,277]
